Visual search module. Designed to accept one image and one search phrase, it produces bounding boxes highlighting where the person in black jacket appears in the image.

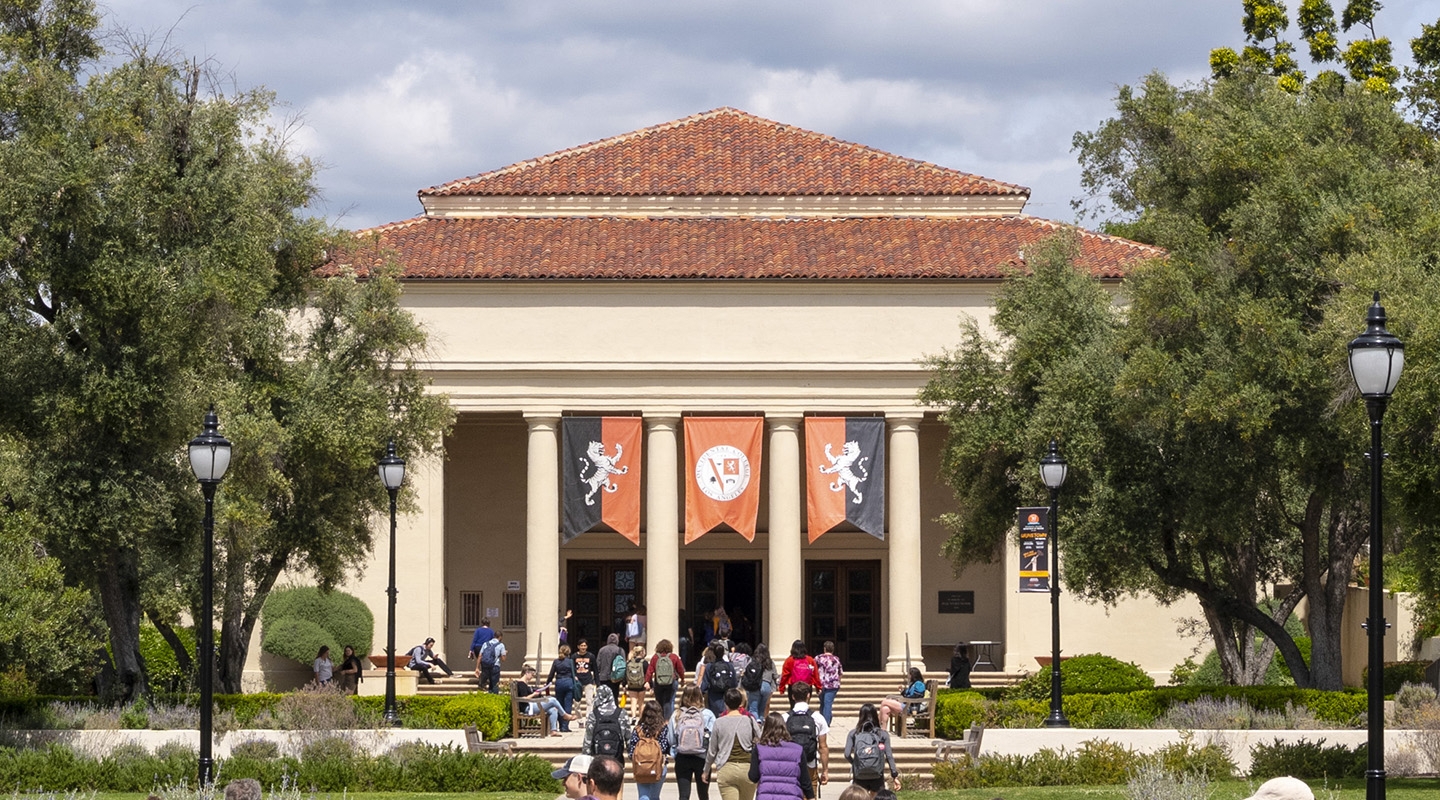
[948,642,972,689]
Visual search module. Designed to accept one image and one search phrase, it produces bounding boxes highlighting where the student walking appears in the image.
[777,640,822,695]
[582,685,633,764]
[625,644,650,717]
[477,633,507,693]
[784,683,829,793]
[596,633,625,703]
[670,685,716,800]
[573,638,597,708]
[746,643,778,717]
[648,638,686,718]
[629,699,672,800]
[705,688,760,800]
[548,644,578,731]
[748,712,814,800]
[701,642,737,718]
[844,704,899,793]
[814,641,843,725]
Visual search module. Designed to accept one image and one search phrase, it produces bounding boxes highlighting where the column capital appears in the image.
[887,413,924,433]
[644,413,682,428]
[766,414,803,430]
[523,412,562,428]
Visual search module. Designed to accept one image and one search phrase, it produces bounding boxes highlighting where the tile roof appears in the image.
[420,108,1027,198]
[337,216,1160,281]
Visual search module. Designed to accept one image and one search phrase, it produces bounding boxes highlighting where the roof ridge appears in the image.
[420,107,1025,197]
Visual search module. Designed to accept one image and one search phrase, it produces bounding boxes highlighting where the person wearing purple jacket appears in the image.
[748,712,813,800]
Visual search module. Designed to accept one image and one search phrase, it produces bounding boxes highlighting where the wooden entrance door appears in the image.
[567,561,643,646]
[805,561,881,670]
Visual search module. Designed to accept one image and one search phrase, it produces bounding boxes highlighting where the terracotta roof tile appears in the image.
[421,108,1027,198]
[337,216,1160,281]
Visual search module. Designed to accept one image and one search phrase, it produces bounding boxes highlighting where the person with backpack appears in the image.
[547,644,578,732]
[777,640,822,695]
[669,685,716,800]
[625,645,650,717]
[596,633,624,703]
[814,641,843,725]
[784,682,829,793]
[647,638,686,718]
[700,641,736,717]
[730,642,753,681]
[628,699,672,800]
[747,712,814,800]
[843,703,899,793]
[704,688,760,800]
[582,685,633,765]
[477,632,506,693]
[878,666,928,731]
[746,643,778,717]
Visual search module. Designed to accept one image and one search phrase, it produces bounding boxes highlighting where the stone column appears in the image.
[886,415,923,671]
[645,415,680,654]
[768,416,803,649]
[524,415,560,666]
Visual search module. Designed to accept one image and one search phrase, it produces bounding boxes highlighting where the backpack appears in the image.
[786,711,818,765]
[706,660,736,694]
[611,653,628,678]
[852,726,886,779]
[626,658,647,690]
[654,655,676,687]
[479,639,499,667]
[792,658,815,686]
[592,706,624,759]
[741,659,763,691]
[632,733,664,782]
[675,707,708,755]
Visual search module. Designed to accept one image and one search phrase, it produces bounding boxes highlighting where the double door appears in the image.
[567,560,642,646]
[805,561,881,670]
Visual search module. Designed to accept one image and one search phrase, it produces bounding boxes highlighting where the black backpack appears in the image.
[786,711,818,765]
[741,659,763,691]
[592,706,624,761]
[852,726,885,779]
[707,660,736,694]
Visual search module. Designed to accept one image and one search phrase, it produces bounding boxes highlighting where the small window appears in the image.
[503,591,524,630]
[460,591,484,629]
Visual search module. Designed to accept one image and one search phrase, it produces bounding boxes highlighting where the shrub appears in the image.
[1362,661,1431,696]
[266,685,372,731]
[1008,654,1154,700]
[260,586,374,663]
[1125,760,1213,800]
[1247,737,1365,779]
[930,736,1233,789]
[140,623,196,693]
[229,738,281,760]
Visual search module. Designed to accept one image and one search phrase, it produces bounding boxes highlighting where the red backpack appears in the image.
[792,657,815,685]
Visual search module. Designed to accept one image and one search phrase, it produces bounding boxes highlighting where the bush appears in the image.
[1361,660,1431,696]
[931,737,1233,789]
[1248,737,1365,779]
[1126,760,1214,800]
[1008,654,1154,699]
[140,623,196,693]
[260,586,374,663]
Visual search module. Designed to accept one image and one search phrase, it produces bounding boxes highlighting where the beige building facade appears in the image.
[247,109,1221,689]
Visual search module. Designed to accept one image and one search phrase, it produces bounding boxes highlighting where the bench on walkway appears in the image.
[891,679,937,738]
[510,683,547,738]
[934,723,984,762]
[463,725,517,754]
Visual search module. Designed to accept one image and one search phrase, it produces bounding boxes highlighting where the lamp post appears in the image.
[187,408,231,786]
[378,440,406,725]
[1348,292,1404,800]
[1039,439,1070,728]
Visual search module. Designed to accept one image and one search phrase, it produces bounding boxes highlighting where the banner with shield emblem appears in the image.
[684,417,764,543]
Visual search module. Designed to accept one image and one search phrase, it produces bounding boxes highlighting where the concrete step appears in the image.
[415,669,1023,698]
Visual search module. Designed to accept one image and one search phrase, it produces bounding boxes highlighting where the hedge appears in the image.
[934,685,1368,737]
[260,587,374,663]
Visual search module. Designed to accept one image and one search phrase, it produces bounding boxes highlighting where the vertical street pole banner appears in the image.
[805,417,886,541]
[562,417,642,544]
[1017,506,1050,592]
[685,417,764,543]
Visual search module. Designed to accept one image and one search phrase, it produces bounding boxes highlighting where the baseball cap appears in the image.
[1243,776,1314,800]
[551,754,593,780]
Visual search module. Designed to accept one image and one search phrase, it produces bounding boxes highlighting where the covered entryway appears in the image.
[567,560,643,645]
[686,560,762,649]
[805,561,881,670]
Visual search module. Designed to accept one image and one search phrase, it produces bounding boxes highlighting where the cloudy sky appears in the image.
[98,0,1440,230]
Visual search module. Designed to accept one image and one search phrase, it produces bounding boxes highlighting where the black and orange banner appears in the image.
[806,417,886,541]
[562,417,642,544]
[684,417,764,543]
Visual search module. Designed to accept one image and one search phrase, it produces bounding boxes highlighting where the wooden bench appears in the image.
[463,724,517,754]
[934,723,984,762]
[891,679,937,738]
[509,682,547,738]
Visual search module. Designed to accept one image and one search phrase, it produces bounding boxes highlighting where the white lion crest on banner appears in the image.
[579,441,628,505]
[819,441,869,502]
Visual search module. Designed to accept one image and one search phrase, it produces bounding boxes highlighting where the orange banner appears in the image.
[684,417,764,543]
[805,417,846,542]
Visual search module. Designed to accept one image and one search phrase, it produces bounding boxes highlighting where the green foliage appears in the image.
[1360,660,1430,695]
[931,737,1235,789]
[0,506,96,695]
[139,622,195,693]
[260,586,373,663]
[1008,654,1155,700]
[1248,737,1365,779]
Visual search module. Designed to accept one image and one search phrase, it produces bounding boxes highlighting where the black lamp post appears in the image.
[1039,439,1070,728]
[1348,292,1404,800]
[378,440,406,725]
[187,408,231,786]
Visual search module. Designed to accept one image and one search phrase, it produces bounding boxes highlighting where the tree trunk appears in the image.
[217,545,288,694]
[145,609,192,693]
[96,546,148,703]
[1299,489,1366,691]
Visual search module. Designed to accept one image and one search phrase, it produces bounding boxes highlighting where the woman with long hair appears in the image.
[648,638,686,718]
[748,711,813,800]
[626,644,650,717]
[548,643,578,731]
[777,640,821,694]
[844,703,899,793]
[746,643,777,717]
[312,645,333,686]
[516,664,577,736]
[948,642,972,689]
[629,699,673,800]
[336,645,363,695]
[878,666,927,730]
[669,685,716,800]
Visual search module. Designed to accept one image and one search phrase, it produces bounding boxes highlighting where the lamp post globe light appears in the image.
[1039,439,1070,728]
[1348,292,1404,800]
[378,440,406,725]
[187,408,231,786]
